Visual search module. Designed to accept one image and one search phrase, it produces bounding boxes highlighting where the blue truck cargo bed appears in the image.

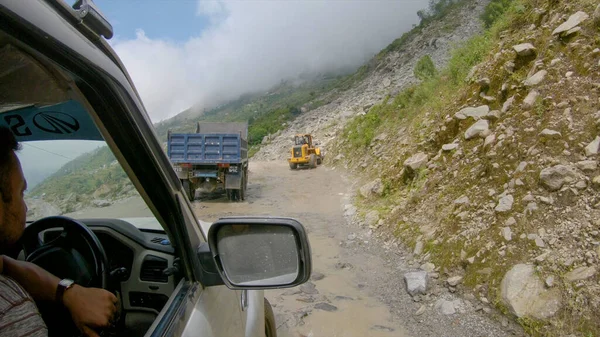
[167,133,248,164]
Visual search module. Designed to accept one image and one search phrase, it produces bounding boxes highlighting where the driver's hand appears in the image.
[63,285,118,337]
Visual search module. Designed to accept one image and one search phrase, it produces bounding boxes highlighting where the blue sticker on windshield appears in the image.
[0,100,103,141]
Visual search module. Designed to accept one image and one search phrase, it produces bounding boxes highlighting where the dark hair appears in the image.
[0,126,21,202]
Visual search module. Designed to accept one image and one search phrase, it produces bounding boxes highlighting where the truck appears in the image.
[167,122,249,201]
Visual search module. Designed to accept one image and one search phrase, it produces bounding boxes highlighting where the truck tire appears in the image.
[309,154,317,169]
[240,170,246,201]
[289,162,297,170]
[264,298,277,337]
[317,156,322,165]
[226,189,239,201]
[182,180,194,201]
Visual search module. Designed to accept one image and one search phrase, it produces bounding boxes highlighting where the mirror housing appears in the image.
[201,216,312,290]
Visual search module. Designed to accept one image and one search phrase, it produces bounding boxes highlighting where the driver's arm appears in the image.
[1,255,117,337]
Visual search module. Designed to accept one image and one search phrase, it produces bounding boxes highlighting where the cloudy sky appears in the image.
[20,0,429,188]
[96,0,429,122]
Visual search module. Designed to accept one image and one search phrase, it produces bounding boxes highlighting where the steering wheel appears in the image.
[20,215,109,336]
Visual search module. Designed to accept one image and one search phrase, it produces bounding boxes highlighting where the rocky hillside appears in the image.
[256,0,600,335]
[253,0,487,161]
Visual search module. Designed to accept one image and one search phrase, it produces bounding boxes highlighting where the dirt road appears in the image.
[191,161,518,337]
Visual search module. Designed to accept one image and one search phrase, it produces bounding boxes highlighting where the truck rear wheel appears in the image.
[317,156,322,165]
[240,170,247,201]
[289,162,297,170]
[226,189,241,202]
[182,180,194,201]
[309,154,317,169]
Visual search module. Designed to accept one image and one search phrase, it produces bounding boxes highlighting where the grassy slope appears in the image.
[332,0,600,335]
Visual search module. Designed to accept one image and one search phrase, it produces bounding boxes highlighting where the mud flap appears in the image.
[225,172,242,190]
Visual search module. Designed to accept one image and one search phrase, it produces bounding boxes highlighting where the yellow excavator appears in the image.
[288,134,323,169]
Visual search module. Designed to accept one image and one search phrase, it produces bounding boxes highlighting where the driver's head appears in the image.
[0,126,27,249]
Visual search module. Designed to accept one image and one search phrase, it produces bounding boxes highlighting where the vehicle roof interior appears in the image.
[0,30,69,113]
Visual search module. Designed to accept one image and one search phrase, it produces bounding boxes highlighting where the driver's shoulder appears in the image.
[0,275,47,337]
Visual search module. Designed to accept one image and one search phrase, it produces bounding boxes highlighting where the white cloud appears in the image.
[112,0,429,122]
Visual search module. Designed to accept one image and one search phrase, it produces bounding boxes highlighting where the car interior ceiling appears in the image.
[0,31,181,337]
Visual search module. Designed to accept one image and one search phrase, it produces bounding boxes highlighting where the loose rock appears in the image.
[552,11,589,35]
[315,303,338,312]
[300,282,319,295]
[465,120,490,140]
[442,143,459,151]
[447,276,463,287]
[455,105,490,120]
[484,134,496,148]
[414,241,424,255]
[539,165,579,191]
[522,90,540,110]
[311,272,325,281]
[501,264,562,319]
[404,152,429,171]
[360,179,385,198]
[564,266,597,282]
[414,305,426,316]
[585,136,600,156]
[524,70,547,87]
[535,237,545,248]
[539,129,562,139]
[454,195,470,205]
[513,43,536,57]
[502,96,515,113]
[420,262,435,273]
[404,271,428,296]
[501,227,513,241]
[436,300,457,315]
[576,160,597,172]
[495,195,514,213]
[593,176,600,187]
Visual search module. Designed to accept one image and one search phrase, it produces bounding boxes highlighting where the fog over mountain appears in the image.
[111,0,429,122]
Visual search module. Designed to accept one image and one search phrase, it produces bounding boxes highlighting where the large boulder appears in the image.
[360,178,384,198]
[501,264,562,320]
[552,11,589,35]
[539,165,579,191]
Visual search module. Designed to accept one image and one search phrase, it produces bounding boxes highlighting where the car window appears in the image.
[20,140,153,222]
[0,40,155,224]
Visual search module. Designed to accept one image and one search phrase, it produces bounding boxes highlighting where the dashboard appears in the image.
[39,218,180,322]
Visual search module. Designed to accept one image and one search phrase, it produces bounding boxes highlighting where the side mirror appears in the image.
[204,217,312,289]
